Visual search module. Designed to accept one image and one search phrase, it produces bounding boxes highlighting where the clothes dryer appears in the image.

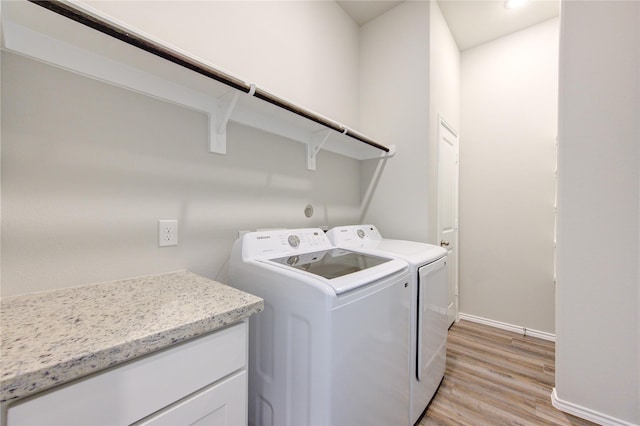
[228,228,411,426]
[327,224,448,425]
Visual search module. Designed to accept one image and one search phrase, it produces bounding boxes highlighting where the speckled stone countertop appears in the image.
[0,271,263,403]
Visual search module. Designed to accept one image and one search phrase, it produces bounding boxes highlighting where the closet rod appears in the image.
[30,0,390,154]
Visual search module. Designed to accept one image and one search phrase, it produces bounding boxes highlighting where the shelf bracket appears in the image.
[307,129,332,171]
[210,91,240,155]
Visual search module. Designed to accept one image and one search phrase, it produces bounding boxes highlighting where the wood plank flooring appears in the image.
[418,320,597,426]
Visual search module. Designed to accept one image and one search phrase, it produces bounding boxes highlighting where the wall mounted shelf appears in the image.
[1,0,395,171]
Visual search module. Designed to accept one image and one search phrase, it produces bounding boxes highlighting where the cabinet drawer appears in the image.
[135,370,246,426]
[7,321,247,425]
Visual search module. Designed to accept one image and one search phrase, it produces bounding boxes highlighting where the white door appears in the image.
[437,116,459,327]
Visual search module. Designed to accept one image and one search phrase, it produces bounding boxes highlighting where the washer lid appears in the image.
[266,248,407,294]
[270,248,389,280]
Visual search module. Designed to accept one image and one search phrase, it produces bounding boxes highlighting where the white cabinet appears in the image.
[6,321,248,426]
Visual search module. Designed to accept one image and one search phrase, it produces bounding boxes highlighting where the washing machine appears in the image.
[327,224,448,425]
[228,228,411,426]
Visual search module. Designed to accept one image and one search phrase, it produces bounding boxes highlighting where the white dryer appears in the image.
[228,228,411,426]
[327,224,448,425]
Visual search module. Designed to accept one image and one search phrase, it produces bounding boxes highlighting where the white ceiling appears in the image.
[337,0,559,51]
[437,0,559,50]
[336,1,404,26]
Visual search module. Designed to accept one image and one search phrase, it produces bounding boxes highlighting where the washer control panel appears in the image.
[243,228,332,257]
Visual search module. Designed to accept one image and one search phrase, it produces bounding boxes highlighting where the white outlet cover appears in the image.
[158,220,178,247]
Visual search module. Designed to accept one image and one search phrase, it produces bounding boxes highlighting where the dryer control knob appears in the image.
[288,234,301,248]
[357,229,366,239]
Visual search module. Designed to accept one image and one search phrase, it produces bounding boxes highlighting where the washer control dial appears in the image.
[288,234,301,248]
[357,229,366,239]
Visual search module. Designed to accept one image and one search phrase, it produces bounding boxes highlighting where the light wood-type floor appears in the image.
[418,320,597,426]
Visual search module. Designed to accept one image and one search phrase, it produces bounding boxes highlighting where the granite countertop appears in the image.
[0,271,263,403]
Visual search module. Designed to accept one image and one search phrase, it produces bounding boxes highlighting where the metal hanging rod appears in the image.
[29,0,390,154]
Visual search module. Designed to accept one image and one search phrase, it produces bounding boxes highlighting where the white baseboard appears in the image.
[457,313,556,342]
[551,388,636,426]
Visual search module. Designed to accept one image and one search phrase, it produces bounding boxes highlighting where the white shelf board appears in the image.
[1,0,392,170]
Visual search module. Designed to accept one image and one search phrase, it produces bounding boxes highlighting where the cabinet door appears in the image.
[136,370,247,426]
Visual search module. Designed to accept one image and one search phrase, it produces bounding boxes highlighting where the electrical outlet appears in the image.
[158,220,178,247]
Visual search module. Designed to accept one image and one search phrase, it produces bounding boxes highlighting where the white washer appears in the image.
[327,224,448,425]
[228,228,411,426]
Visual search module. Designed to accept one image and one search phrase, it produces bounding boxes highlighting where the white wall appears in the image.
[0,1,364,296]
[429,0,461,241]
[82,0,360,127]
[459,18,559,334]
[555,1,639,424]
[358,1,431,242]
[0,3,3,293]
